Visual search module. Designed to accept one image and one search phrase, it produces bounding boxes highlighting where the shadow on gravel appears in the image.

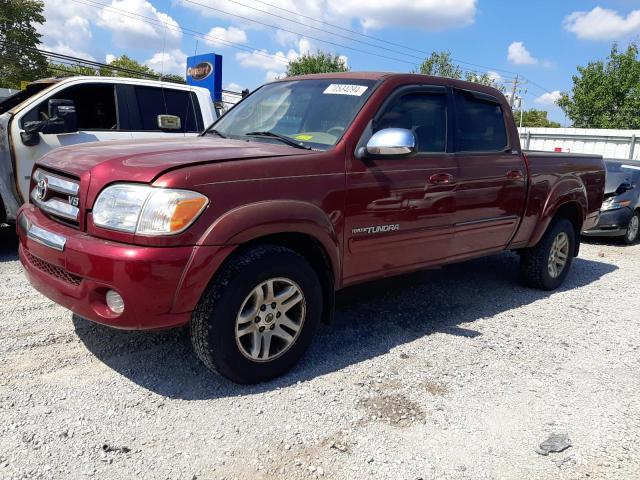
[0,226,18,262]
[73,252,617,399]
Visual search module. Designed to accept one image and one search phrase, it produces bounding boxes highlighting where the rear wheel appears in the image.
[520,218,575,290]
[190,245,322,384]
[623,211,640,245]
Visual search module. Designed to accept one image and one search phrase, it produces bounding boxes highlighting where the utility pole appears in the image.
[508,75,520,109]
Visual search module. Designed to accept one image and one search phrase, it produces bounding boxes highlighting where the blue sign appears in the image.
[186,53,222,102]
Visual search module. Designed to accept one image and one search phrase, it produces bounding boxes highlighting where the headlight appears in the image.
[600,198,631,212]
[93,184,208,235]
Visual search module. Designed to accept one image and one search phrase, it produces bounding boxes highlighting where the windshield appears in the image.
[209,79,376,150]
[605,160,640,193]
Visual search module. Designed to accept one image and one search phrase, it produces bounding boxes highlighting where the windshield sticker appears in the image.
[294,134,313,141]
[323,84,368,96]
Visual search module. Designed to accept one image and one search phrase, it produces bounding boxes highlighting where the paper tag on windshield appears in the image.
[323,84,368,96]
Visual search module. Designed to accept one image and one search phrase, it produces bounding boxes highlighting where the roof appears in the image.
[271,72,506,99]
[25,76,204,91]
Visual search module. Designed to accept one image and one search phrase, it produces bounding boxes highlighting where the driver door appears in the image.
[343,86,458,285]
[12,83,131,202]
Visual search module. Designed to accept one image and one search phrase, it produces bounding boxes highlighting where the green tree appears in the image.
[286,50,349,77]
[558,42,640,128]
[415,51,463,79]
[99,55,156,78]
[98,55,184,83]
[48,62,98,78]
[415,51,503,90]
[513,109,561,128]
[0,0,48,89]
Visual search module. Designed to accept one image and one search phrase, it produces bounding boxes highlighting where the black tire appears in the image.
[520,218,576,290]
[190,245,322,384]
[622,211,640,245]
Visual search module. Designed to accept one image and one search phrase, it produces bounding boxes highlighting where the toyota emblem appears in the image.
[36,178,49,201]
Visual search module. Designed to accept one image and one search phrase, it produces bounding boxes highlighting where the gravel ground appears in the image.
[1,226,639,480]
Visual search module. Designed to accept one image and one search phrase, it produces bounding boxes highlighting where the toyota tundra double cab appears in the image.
[17,73,605,384]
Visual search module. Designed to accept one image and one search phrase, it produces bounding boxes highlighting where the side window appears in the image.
[454,91,508,152]
[21,84,118,130]
[133,86,165,131]
[128,87,203,132]
[374,92,447,153]
[163,89,203,132]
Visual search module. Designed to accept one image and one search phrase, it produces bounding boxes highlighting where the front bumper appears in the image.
[582,207,633,237]
[17,205,232,330]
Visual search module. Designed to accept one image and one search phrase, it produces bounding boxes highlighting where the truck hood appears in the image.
[37,136,314,183]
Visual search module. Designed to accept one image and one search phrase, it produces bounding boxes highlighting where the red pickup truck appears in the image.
[17,73,605,383]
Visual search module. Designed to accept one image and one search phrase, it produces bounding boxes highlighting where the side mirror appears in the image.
[42,99,78,134]
[358,128,417,159]
[616,182,633,195]
[157,114,181,130]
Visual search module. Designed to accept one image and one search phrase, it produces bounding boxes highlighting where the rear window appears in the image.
[454,90,508,152]
[130,86,203,132]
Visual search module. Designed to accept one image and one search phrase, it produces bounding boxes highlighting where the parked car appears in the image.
[17,73,605,383]
[583,159,640,244]
[0,76,218,225]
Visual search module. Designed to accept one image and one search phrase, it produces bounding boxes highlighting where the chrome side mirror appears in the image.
[363,128,416,158]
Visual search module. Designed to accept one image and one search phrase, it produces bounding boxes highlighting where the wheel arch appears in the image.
[530,192,586,257]
[190,200,341,323]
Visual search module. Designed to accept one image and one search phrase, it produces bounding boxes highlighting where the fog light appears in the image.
[105,290,125,314]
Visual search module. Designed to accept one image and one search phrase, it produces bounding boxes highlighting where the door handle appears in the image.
[429,173,453,184]
[506,170,524,179]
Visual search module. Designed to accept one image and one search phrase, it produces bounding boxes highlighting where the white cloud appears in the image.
[180,0,476,32]
[39,1,95,62]
[236,50,291,72]
[507,41,538,65]
[535,90,562,106]
[563,7,640,41]
[235,39,311,73]
[226,82,243,91]
[487,71,502,83]
[97,0,181,48]
[330,0,476,30]
[204,26,247,48]
[145,49,188,76]
[106,54,117,64]
[42,42,96,62]
[265,71,282,82]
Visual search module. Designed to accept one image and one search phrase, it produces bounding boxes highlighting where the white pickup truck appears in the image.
[0,76,217,224]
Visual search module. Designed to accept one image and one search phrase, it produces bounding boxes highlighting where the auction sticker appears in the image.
[323,84,368,96]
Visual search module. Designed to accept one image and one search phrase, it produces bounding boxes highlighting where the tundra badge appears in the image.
[352,224,400,235]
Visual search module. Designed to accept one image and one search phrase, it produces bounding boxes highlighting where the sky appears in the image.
[38,0,640,124]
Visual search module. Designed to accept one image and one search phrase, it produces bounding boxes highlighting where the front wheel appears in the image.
[520,218,576,290]
[190,245,322,384]
[623,211,640,245]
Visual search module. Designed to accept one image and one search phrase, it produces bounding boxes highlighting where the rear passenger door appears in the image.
[450,89,527,257]
[118,85,204,139]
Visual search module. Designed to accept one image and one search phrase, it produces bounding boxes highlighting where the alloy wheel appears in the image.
[548,232,570,279]
[235,277,306,362]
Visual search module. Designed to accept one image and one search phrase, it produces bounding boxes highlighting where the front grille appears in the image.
[24,250,82,286]
[31,169,81,228]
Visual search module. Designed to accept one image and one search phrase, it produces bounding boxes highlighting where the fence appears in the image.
[518,127,640,160]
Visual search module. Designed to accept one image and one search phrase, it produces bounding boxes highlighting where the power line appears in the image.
[70,0,525,81]
[160,0,423,67]
[72,0,291,66]
[196,0,523,77]
[73,0,514,81]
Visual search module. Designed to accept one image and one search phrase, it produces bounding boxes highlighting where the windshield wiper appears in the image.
[206,129,227,138]
[245,131,311,150]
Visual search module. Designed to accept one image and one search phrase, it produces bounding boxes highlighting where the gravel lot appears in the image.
[1,227,639,480]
